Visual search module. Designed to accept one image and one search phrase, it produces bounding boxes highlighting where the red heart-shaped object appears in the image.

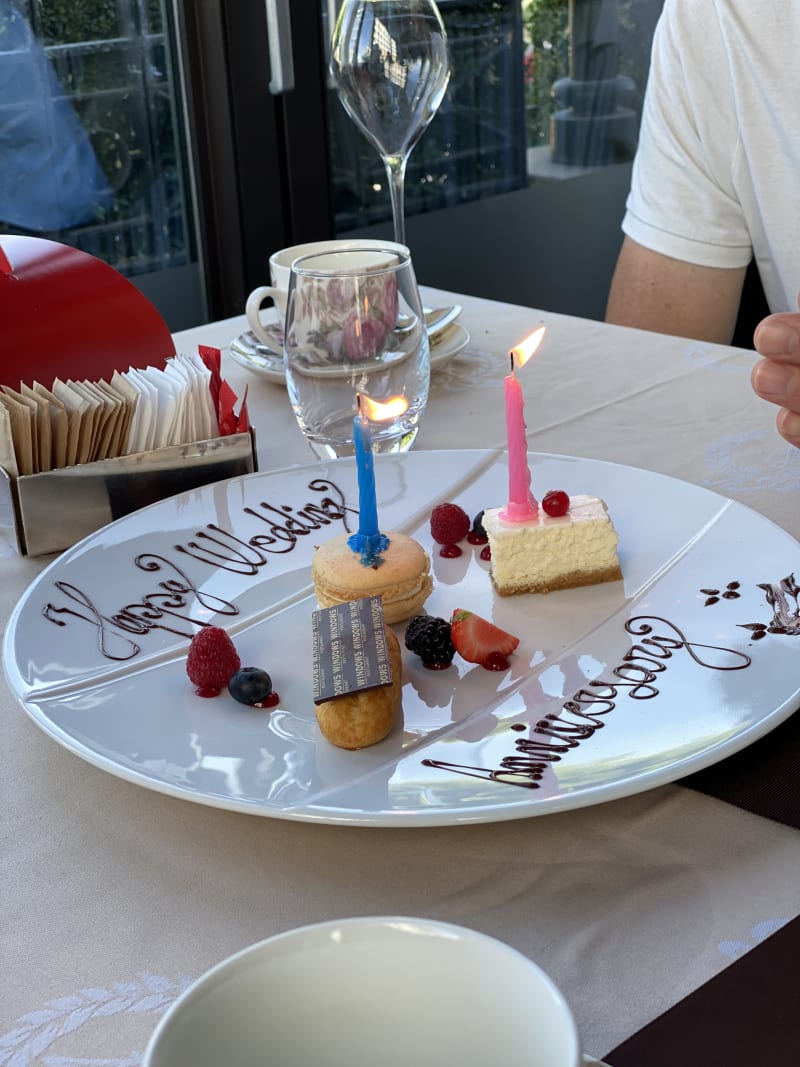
[0,235,175,390]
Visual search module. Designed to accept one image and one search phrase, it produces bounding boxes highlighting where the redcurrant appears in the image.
[542,489,570,517]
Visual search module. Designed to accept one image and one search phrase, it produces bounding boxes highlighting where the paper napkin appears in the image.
[0,346,248,477]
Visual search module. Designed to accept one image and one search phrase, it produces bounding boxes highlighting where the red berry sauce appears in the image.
[467,530,488,546]
[423,661,451,671]
[439,543,463,558]
[254,690,281,708]
[482,652,510,672]
[480,545,491,561]
[195,684,222,698]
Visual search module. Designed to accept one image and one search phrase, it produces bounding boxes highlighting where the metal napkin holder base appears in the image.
[0,429,257,557]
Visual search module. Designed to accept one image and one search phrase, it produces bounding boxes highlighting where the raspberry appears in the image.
[542,490,570,518]
[430,502,470,545]
[405,615,455,668]
[186,626,241,695]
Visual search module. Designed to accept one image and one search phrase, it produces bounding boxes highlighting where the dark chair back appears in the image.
[731,259,769,350]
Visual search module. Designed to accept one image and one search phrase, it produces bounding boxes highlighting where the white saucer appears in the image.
[229,321,470,384]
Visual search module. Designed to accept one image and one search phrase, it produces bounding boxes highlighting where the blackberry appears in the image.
[467,509,488,547]
[404,615,455,667]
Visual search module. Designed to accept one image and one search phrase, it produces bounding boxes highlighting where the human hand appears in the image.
[751,309,800,448]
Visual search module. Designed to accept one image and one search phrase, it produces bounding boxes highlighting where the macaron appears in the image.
[311,531,433,624]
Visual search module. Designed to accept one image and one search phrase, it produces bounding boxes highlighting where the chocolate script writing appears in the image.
[422,615,753,789]
[42,479,355,661]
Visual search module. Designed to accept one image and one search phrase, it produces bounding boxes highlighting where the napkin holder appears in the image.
[0,235,257,557]
[0,430,258,557]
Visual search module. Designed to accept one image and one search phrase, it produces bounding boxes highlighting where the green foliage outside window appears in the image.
[522,0,660,148]
[36,0,119,44]
[521,0,567,147]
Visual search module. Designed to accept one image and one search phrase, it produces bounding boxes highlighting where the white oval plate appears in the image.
[4,450,799,826]
[229,322,470,384]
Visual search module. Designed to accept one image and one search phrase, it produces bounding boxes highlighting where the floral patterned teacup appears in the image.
[293,254,401,364]
[288,248,406,366]
[245,238,408,349]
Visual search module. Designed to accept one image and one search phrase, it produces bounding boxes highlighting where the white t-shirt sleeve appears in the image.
[622,0,752,269]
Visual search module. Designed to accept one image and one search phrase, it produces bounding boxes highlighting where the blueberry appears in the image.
[228,667,273,706]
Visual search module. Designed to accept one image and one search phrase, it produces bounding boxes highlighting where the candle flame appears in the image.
[510,325,546,370]
[358,392,409,421]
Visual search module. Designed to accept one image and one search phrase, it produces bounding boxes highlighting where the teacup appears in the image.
[245,238,409,348]
[143,916,582,1067]
[289,247,402,359]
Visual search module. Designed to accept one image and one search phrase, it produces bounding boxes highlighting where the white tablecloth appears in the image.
[3,288,799,1064]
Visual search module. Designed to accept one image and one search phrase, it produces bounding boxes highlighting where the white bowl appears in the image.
[144,916,581,1067]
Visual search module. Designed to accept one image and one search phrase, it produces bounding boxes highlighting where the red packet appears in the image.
[197,344,222,418]
[198,345,250,436]
[237,387,250,432]
[217,379,238,436]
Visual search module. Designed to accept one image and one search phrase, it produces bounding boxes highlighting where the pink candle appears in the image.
[499,326,546,524]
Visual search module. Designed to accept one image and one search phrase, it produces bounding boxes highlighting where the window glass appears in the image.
[326,0,664,234]
[0,0,196,284]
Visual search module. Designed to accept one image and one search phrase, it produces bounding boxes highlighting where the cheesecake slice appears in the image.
[483,495,622,596]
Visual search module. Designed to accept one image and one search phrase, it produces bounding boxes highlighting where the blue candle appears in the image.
[347,395,389,564]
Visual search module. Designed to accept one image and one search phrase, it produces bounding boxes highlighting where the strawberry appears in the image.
[449,608,519,670]
[186,626,241,695]
[430,502,471,545]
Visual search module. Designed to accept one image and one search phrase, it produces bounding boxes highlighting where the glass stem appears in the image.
[384,154,408,246]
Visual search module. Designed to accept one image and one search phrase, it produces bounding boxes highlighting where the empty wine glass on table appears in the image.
[330,0,450,246]
[284,245,430,458]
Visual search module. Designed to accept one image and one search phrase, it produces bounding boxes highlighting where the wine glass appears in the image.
[284,245,430,458]
[330,0,450,246]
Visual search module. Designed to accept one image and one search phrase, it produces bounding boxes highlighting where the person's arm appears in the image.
[605,236,747,345]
